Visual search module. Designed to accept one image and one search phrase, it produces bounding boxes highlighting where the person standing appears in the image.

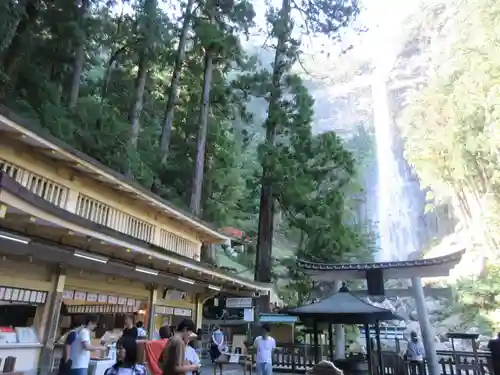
[488,332,500,375]
[57,322,82,375]
[185,333,201,375]
[210,326,224,363]
[160,319,200,375]
[145,326,172,375]
[253,324,276,375]
[70,315,107,375]
[136,321,147,338]
[122,315,139,340]
[406,331,425,375]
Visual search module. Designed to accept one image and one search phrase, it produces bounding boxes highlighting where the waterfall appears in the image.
[372,74,420,261]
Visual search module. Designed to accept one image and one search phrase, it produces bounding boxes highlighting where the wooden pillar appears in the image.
[375,321,383,375]
[328,322,334,361]
[313,321,319,364]
[333,280,345,359]
[147,285,158,339]
[365,324,373,375]
[194,294,204,330]
[39,265,66,375]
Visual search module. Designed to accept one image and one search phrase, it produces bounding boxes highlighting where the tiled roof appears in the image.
[286,283,403,324]
[297,249,466,271]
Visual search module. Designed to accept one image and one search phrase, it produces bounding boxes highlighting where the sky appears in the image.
[112,0,423,81]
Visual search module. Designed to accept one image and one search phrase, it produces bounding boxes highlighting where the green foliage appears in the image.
[401,0,500,252]
[0,0,375,291]
[455,264,500,331]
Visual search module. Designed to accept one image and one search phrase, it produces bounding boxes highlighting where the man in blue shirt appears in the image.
[57,329,78,375]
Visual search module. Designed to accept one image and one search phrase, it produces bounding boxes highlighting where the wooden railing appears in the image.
[0,158,201,261]
[242,344,493,375]
[51,342,494,375]
[0,159,69,208]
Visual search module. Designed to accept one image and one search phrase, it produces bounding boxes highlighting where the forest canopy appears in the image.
[0,0,375,304]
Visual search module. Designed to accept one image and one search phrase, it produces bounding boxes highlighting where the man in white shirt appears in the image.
[253,324,276,375]
[185,338,201,375]
[70,315,107,375]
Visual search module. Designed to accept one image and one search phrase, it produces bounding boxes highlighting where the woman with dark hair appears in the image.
[104,336,146,375]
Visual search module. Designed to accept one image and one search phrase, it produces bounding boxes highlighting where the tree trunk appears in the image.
[158,0,195,165]
[129,53,148,150]
[0,0,39,98]
[128,0,157,158]
[68,0,90,109]
[254,0,291,313]
[190,45,214,216]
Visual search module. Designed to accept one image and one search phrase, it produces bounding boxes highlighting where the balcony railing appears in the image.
[0,158,201,261]
[0,159,68,208]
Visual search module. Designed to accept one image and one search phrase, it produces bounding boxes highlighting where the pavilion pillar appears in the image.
[411,277,439,375]
[313,320,320,363]
[328,322,334,361]
[333,280,345,359]
[364,324,373,375]
[375,321,383,375]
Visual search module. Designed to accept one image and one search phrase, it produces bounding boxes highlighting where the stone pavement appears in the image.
[199,364,295,375]
[200,363,242,375]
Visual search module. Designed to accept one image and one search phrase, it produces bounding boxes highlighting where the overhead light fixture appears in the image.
[208,285,221,291]
[135,266,158,276]
[0,231,30,244]
[178,276,195,285]
[74,251,108,264]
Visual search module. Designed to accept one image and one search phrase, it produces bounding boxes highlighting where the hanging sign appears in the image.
[63,290,75,300]
[0,286,47,304]
[226,297,252,308]
[108,295,118,304]
[67,304,136,314]
[243,308,254,322]
[174,308,192,317]
[74,291,87,301]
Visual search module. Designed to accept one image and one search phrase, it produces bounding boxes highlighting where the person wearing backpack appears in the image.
[104,336,146,375]
[57,321,83,375]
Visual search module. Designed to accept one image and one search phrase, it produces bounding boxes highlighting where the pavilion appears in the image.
[296,250,465,375]
[287,283,403,375]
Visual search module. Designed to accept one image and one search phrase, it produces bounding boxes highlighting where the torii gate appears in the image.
[297,250,465,375]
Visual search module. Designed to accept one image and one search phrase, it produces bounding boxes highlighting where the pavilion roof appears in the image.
[286,284,403,324]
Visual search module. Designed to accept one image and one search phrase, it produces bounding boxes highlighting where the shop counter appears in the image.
[0,343,42,375]
[89,358,115,375]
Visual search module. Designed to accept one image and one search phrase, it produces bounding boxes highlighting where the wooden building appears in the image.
[0,107,270,374]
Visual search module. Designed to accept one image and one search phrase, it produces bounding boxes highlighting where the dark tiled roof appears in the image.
[286,284,403,324]
[297,249,466,271]
[0,105,224,238]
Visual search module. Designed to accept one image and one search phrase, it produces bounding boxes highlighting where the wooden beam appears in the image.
[0,130,22,140]
[0,204,7,218]
[351,287,452,298]
[4,212,37,223]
